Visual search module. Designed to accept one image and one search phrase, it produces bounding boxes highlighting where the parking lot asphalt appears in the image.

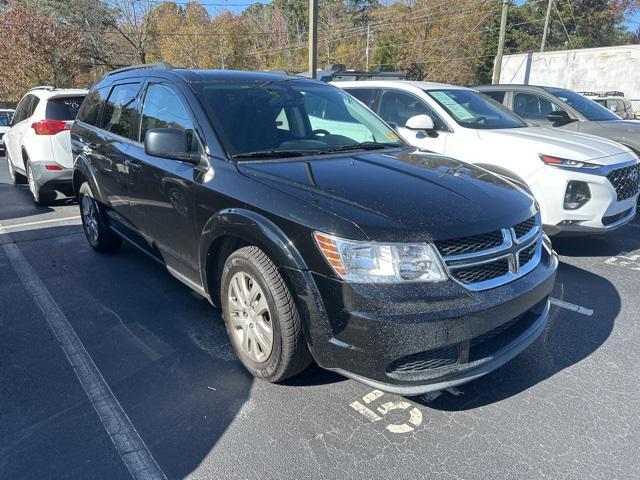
[1,156,639,480]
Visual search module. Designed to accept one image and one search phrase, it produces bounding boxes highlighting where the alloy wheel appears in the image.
[6,156,16,183]
[81,194,99,244]
[227,271,274,362]
[27,164,37,200]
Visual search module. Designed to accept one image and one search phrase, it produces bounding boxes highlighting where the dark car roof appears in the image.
[97,67,313,89]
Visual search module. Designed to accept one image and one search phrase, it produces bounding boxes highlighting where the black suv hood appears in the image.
[237,149,536,242]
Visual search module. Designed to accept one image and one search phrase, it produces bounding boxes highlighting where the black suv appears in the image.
[71,65,558,395]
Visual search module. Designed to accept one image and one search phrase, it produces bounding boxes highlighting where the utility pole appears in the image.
[365,24,371,71]
[308,0,318,79]
[492,0,509,85]
[541,0,553,52]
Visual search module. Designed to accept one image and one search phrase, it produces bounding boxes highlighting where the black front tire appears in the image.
[221,246,312,382]
[78,182,122,253]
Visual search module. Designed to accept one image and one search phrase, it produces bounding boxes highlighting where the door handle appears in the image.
[125,159,141,171]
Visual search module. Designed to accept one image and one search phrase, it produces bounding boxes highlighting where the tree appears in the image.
[23,0,119,81]
[108,0,155,64]
[0,2,84,99]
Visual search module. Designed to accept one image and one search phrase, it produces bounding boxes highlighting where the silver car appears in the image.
[478,84,640,156]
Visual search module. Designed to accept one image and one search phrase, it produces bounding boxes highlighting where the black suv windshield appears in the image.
[192,80,403,158]
[426,89,526,129]
[545,88,619,121]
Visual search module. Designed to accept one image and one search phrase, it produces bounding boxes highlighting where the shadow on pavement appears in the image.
[418,262,618,411]
[551,222,640,258]
[2,225,253,480]
[0,183,77,222]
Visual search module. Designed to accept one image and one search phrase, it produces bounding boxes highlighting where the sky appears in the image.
[187,0,639,32]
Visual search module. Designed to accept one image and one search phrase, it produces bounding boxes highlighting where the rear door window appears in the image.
[100,83,142,140]
[482,90,506,104]
[77,87,109,126]
[345,88,378,111]
[27,95,40,118]
[46,96,85,120]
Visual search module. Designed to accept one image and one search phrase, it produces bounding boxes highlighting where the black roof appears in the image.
[97,64,317,89]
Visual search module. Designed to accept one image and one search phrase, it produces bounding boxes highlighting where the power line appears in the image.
[552,0,574,48]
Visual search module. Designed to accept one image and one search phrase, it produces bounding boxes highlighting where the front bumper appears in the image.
[283,246,558,395]
[528,161,639,235]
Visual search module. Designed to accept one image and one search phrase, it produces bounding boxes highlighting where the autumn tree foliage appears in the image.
[0,0,638,100]
[0,3,84,100]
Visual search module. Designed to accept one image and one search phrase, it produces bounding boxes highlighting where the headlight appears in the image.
[539,154,599,169]
[313,232,446,283]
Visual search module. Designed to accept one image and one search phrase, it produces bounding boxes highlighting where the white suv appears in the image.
[5,87,87,204]
[336,80,640,235]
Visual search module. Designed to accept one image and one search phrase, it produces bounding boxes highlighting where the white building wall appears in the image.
[499,45,640,110]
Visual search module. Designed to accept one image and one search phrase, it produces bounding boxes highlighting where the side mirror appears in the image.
[546,110,573,126]
[144,128,200,163]
[405,114,435,131]
[610,105,618,113]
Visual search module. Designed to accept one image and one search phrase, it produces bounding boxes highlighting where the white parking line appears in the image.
[0,223,167,480]
[1,215,81,231]
[549,297,594,316]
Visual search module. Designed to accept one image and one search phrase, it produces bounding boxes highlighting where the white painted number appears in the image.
[605,252,640,271]
[350,390,423,433]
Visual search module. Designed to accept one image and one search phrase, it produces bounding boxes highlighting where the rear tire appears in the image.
[79,182,122,253]
[26,161,56,205]
[6,154,26,185]
[221,246,311,382]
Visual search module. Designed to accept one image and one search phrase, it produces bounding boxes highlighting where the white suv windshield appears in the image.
[426,89,526,130]
[193,80,404,158]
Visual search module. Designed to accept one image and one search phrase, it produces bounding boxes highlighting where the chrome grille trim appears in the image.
[607,163,640,201]
[436,214,542,292]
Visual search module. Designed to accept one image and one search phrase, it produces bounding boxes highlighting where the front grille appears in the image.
[450,258,510,284]
[386,345,458,373]
[434,230,504,257]
[469,312,538,362]
[470,315,523,350]
[386,309,540,376]
[607,164,640,201]
[518,242,537,266]
[513,216,536,238]
[435,214,541,290]
[602,208,633,226]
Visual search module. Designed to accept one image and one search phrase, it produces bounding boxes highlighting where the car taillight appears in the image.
[31,119,69,135]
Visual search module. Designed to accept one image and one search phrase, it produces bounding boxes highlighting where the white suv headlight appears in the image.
[314,232,446,283]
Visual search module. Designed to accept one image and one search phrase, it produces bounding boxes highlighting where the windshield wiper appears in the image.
[317,142,400,154]
[231,150,307,160]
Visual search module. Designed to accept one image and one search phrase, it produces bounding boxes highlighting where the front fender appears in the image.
[199,209,334,353]
[199,208,309,287]
[73,153,105,203]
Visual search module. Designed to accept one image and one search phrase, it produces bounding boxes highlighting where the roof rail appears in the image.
[605,90,624,97]
[29,86,55,92]
[105,62,173,77]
